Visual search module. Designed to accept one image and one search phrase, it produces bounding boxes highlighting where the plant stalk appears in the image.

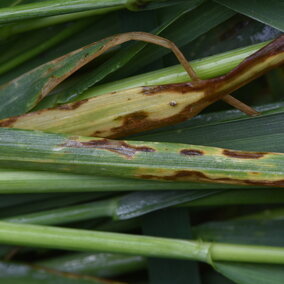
[0,221,283,264]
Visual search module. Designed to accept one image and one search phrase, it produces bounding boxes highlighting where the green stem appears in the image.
[0,18,94,75]
[4,198,117,225]
[0,221,283,264]
[0,0,128,24]
[210,243,284,264]
[0,6,121,38]
[81,41,268,100]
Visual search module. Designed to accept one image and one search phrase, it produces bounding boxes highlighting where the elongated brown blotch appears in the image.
[0,34,284,138]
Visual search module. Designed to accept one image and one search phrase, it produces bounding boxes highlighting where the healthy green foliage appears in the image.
[215,0,284,31]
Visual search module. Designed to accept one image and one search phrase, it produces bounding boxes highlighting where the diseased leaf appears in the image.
[0,35,112,119]
[0,128,284,188]
[139,102,284,153]
[2,35,283,138]
[0,168,255,194]
[0,31,196,119]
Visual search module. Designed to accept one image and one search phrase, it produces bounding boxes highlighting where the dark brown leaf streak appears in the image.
[57,99,89,110]
[61,138,155,159]
[223,149,266,159]
[139,170,284,187]
[108,98,213,138]
[0,99,90,127]
[205,33,284,95]
[0,116,18,127]
[180,149,204,156]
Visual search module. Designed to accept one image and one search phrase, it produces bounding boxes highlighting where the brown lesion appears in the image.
[57,99,89,110]
[61,138,155,159]
[107,93,216,138]
[223,149,266,159]
[180,149,204,156]
[0,116,18,127]
[139,170,284,187]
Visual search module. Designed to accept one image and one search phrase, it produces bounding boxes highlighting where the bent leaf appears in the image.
[1,34,283,137]
[0,31,197,119]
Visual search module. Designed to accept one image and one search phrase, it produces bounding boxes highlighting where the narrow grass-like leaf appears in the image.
[0,0,190,38]
[0,0,129,24]
[0,192,110,218]
[0,261,122,284]
[0,7,120,39]
[194,220,284,247]
[3,190,218,225]
[114,190,219,220]
[0,168,254,194]
[185,188,284,207]
[0,12,120,85]
[0,128,283,187]
[215,0,284,31]
[37,253,147,278]
[4,198,118,225]
[0,18,95,75]
[214,262,284,284]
